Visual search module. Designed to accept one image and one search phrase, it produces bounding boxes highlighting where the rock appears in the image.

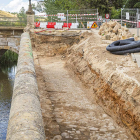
[105,35,111,40]
[89,127,99,131]
[110,33,115,38]
[118,29,122,35]
[76,131,81,134]
[134,36,138,41]
[108,26,113,32]
[121,32,127,40]
[111,35,119,41]
[46,99,52,105]
[100,128,108,132]
[109,21,117,28]
[53,135,62,140]
[108,126,115,130]
[102,114,108,118]
[113,23,121,33]
[126,32,132,38]
[105,30,109,35]
[69,125,77,128]
[101,36,106,40]
[61,132,69,138]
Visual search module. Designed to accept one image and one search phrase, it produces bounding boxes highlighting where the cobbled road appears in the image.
[34,55,136,140]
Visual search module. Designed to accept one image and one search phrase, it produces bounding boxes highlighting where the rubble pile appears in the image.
[98,21,133,41]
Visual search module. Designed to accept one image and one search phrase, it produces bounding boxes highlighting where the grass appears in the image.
[0,10,15,17]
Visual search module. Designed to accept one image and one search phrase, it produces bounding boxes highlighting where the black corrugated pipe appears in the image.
[106,38,140,55]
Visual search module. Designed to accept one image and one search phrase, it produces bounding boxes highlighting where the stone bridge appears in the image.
[0,36,20,58]
[0,27,24,57]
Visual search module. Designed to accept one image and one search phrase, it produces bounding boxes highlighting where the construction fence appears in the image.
[0,8,140,32]
[121,8,140,28]
[35,9,100,29]
[121,8,140,36]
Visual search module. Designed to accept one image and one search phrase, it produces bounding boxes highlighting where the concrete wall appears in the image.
[6,32,46,140]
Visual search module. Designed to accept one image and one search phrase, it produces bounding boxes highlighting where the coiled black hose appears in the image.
[106,38,140,55]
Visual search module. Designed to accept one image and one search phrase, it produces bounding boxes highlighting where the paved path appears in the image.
[35,55,135,140]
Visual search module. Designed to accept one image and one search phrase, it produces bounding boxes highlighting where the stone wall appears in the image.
[6,32,46,140]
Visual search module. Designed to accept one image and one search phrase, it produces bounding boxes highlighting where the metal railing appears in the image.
[0,17,26,27]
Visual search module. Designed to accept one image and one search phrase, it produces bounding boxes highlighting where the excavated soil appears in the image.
[31,29,140,140]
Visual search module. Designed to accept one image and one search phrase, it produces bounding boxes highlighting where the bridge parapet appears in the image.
[0,46,19,54]
[6,32,46,140]
[0,36,20,54]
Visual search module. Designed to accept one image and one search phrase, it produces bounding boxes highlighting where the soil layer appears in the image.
[31,30,140,139]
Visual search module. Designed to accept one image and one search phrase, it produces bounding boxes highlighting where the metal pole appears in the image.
[137,8,139,37]
[97,9,98,27]
[121,8,122,26]
[76,14,77,23]
[51,16,52,22]
[67,10,68,28]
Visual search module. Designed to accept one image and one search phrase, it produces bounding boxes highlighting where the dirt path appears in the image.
[34,54,136,140]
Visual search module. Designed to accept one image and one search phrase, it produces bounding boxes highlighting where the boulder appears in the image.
[110,33,115,38]
[113,23,121,33]
[105,35,111,40]
[111,35,119,41]
[101,35,106,40]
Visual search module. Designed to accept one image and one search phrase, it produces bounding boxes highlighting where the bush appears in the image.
[134,2,140,8]
[111,7,121,19]
[0,50,18,65]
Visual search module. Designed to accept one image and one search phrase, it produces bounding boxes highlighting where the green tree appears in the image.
[134,2,140,8]
[17,7,27,26]
[43,0,125,17]
[125,0,140,8]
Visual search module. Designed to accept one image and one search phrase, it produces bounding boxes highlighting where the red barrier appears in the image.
[62,23,72,28]
[47,22,56,28]
[138,21,140,28]
[35,22,40,28]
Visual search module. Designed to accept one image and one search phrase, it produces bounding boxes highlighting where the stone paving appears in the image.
[35,55,136,140]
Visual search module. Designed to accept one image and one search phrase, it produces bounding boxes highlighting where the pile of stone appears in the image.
[98,21,132,41]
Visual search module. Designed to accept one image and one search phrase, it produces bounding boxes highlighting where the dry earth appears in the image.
[31,29,140,140]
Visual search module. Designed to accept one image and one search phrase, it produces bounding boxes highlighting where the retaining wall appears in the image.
[6,32,46,140]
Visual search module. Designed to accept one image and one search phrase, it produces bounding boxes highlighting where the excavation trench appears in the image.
[31,30,140,140]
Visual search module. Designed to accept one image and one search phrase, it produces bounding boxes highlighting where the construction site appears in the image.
[1,1,140,139]
[27,19,140,139]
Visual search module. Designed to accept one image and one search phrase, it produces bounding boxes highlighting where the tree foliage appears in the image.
[17,7,27,25]
[125,0,140,8]
[44,0,126,15]
[43,0,139,18]
[134,2,140,8]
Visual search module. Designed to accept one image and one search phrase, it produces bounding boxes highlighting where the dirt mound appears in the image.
[66,30,140,139]
[31,30,91,57]
[99,21,132,41]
